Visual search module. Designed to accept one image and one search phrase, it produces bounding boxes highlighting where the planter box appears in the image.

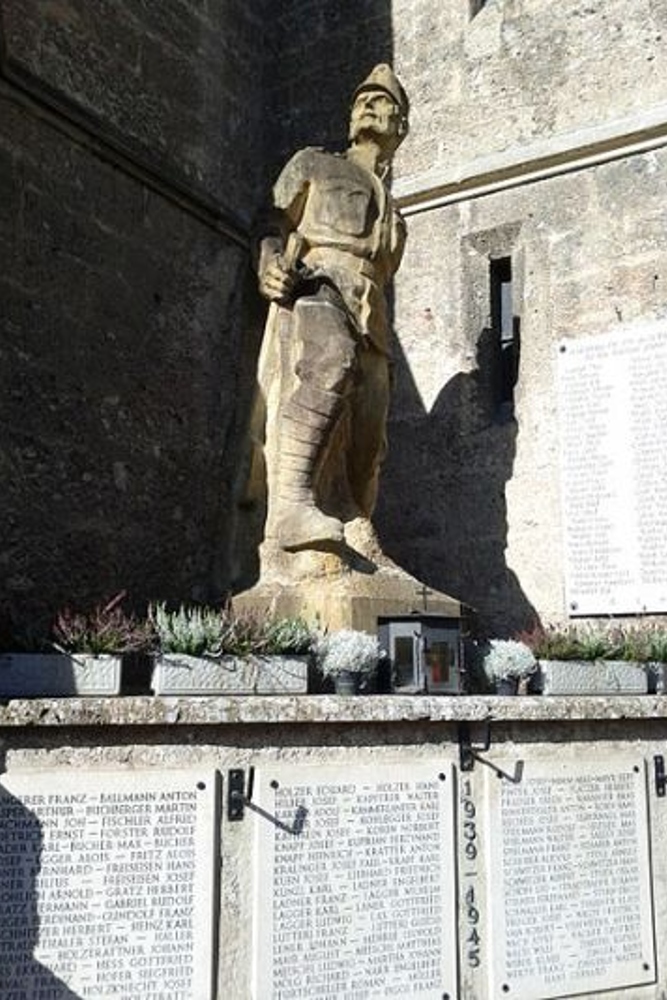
[152,654,309,695]
[644,662,667,694]
[0,654,122,697]
[536,659,648,696]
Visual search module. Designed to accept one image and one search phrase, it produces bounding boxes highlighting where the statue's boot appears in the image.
[274,391,344,552]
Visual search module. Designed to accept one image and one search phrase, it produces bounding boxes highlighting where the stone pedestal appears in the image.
[234,517,461,633]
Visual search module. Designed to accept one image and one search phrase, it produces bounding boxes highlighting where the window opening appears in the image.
[490,256,519,411]
[470,0,489,18]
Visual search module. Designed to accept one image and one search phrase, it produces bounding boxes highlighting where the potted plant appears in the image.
[479,639,537,695]
[643,625,667,693]
[150,604,314,695]
[517,622,654,695]
[314,629,382,694]
[0,593,154,698]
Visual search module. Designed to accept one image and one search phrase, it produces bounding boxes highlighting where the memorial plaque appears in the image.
[253,762,457,1000]
[557,322,667,614]
[486,757,656,999]
[0,768,218,999]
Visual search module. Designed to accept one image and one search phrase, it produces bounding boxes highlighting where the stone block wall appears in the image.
[264,0,394,171]
[375,0,667,633]
[379,150,667,632]
[0,1,275,630]
[391,0,667,185]
[1,696,667,998]
[3,0,667,634]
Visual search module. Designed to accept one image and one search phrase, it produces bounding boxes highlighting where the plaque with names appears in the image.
[253,762,457,1000]
[0,769,218,1000]
[557,322,667,614]
[486,757,656,999]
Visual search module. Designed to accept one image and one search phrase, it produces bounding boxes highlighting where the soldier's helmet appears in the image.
[352,64,409,128]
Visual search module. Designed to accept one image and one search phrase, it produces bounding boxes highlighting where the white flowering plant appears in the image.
[149,604,316,658]
[481,639,537,682]
[314,629,382,677]
[149,603,224,656]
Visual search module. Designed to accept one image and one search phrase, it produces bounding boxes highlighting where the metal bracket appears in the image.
[655,756,666,798]
[459,722,491,772]
[227,767,254,821]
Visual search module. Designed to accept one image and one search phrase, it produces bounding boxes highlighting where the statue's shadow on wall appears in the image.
[0,757,81,998]
[375,326,538,636]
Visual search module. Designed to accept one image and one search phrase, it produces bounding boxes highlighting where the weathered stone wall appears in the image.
[379,150,667,632]
[0,0,398,630]
[265,0,394,171]
[376,0,667,633]
[391,0,667,185]
[4,0,667,635]
[2,0,270,212]
[2,696,667,998]
[0,1,273,631]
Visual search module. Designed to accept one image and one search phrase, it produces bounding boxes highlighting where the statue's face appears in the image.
[349,89,405,147]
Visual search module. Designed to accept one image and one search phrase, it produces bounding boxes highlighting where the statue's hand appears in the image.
[259,255,297,305]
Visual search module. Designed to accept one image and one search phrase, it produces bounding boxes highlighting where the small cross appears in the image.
[416,584,433,612]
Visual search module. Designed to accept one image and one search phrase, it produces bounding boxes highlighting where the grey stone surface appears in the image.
[253,762,457,998]
[0,694,666,728]
[3,0,272,211]
[378,149,667,633]
[1,715,667,998]
[0,654,121,697]
[370,1,667,632]
[391,0,667,192]
[3,0,667,637]
[151,654,308,695]
[0,90,250,624]
[486,756,655,998]
[537,660,649,696]
[0,767,217,998]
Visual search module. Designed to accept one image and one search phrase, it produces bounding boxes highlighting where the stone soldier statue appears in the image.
[255,65,409,554]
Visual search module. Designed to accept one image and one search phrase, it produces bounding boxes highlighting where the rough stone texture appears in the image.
[0,654,122,697]
[0,83,252,630]
[4,0,667,636]
[1,694,666,728]
[151,654,309,695]
[2,0,272,213]
[371,0,667,634]
[391,0,667,187]
[0,0,401,633]
[537,659,649,696]
[378,149,667,634]
[265,1,394,172]
[1,708,667,997]
[238,67,466,631]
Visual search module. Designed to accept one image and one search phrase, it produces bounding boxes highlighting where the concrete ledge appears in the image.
[0,694,666,727]
[394,101,667,215]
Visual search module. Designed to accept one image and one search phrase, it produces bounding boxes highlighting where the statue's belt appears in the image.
[302,247,379,280]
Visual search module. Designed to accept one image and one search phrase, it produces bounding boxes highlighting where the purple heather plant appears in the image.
[53,592,156,656]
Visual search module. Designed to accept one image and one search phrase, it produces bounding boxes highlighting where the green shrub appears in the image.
[150,604,315,658]
[517,621,667,663]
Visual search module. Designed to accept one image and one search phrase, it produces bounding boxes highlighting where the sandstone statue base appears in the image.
[234,518,461,633]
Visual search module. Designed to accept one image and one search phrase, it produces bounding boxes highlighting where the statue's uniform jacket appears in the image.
[260,146,407,530]
[273,147,406,355]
